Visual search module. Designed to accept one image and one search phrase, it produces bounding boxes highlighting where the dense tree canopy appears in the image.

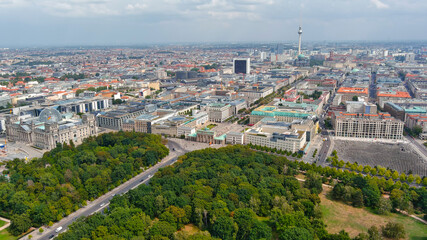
[57,145,351,240]
[0,131,168,235]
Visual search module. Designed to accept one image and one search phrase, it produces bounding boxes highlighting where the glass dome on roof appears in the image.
[39,108,62,124]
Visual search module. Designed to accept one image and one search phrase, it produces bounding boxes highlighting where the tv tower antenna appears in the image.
[298,26,303,56]
[297,5,303,56]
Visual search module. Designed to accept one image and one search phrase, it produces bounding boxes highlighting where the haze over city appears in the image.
[0,0,426,240]
[1,0,427,46]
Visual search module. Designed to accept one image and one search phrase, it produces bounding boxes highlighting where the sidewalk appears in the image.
[302,135,323,163]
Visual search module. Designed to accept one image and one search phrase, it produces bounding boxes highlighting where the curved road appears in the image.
[24,140,188,240]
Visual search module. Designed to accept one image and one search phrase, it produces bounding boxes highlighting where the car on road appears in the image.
[172,148,175,151]
[49,235,55,239]
[55,226,63,233]
[100,203,105,207]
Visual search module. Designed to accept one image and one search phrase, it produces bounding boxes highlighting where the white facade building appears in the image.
[244,127,306,152]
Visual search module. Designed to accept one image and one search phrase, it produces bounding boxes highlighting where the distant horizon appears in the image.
[2,39,427,50]
[1,0,426,47]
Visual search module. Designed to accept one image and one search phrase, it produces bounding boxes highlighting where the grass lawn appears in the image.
[320,187,427,240]
[206,124,217,130]
[178,224,201,235]
[0,221,6,228]
[0,229,16,240]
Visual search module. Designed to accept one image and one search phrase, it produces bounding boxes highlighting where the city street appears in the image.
[405,135,427,161]
[317,131,332,165]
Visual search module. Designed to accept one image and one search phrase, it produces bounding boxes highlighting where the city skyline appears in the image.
[0,0,427,47]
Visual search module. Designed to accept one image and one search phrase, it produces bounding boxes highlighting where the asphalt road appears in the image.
[405,135,427,158]
[318,131,331,165]
[27,141,187,240]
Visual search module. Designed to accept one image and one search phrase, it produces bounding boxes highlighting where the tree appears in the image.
[247,220,272,240]
[412,125,422,137]
[234,208,256,240]
[10,214,32,236]
[362,185,380,207]
[332,183,346,201]
[351,189,364,208]
[390,189,408,210]
[352,96,359,101]
[211,216,236,240]
[391,171,399,180]
[353,233,368,240]
[304,171,323,194]
[367,225,382,240]
[385,170,392,179]
[363,165,371,174]
[381,222,405,239]
[377,198,392,215]
[407,174,414,183]
[377,167,386,176]
[399,173,406,182]
[149,221,176,239]
[279,227,313,240]
[39,228,44,233]
[415,175,422,184]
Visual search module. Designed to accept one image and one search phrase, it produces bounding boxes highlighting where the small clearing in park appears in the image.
[319,187,427,240]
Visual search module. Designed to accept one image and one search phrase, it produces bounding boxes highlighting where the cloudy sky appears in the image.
[0,0,426,47]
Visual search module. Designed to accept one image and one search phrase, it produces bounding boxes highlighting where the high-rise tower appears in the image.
[297,26,303,56]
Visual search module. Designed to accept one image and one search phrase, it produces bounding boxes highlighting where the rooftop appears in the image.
[377,91,411,98]
[337,87,369,95]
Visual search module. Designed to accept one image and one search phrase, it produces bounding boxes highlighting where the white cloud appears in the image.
[126,3,147,11]
[370,0,389,9]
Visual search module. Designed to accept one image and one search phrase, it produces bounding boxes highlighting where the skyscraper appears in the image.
[298,26,303,56]
[233,58,250,74]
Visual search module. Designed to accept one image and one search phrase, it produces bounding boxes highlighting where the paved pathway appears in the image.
[0,217,10,231]
[396,209,427,225]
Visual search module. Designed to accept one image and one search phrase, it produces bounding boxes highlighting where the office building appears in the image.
[226,132,244,145]
[333,112,404,140]
[337,87,369,103]
[405,114,427,139]
[96,106,146,130]
[346,101,377,114]
[244,127,306,153]
[377,90,411,108]
[250,105,318,124]
[208,103,231,123]
[240,86,273,103]
[233,58,250,74]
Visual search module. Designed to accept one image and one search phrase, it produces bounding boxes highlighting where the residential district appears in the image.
[0,41,427,239]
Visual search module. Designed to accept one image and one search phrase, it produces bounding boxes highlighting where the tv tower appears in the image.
[297,26,303,56]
